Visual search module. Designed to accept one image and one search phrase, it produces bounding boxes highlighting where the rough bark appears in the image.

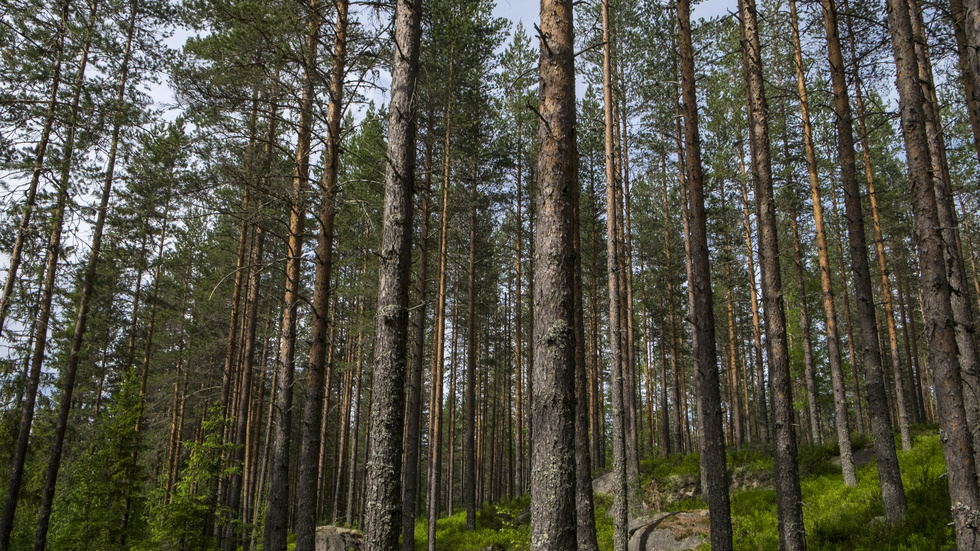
[949,0,980,161]
[529,0,579,547]
[907,0,980,472]
[361,0,420,546]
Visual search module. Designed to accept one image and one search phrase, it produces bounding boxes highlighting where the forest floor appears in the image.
[409,424,954,550]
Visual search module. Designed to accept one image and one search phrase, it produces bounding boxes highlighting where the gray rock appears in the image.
[315,525,363,551]
[593,470,617,495]
[627,511,708,551]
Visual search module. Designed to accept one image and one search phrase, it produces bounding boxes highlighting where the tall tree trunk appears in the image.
[229,101,277,551]
[361,0,420,545]
[736,152,770,445]
[788,0,856,485]
[427,35,454,551]
[529,0,578,547]
[465,169,478,531]
[908,0,980,471]
[32,3,138,546]
[296,1,348,547]
[678,0,733,546]
[789,208,821,443]
[896,267,927,423]
[949,0,980,161]
[573,157,600,551]
[822,0,908,523]
[602,0,629,547]
[843,2,914,451]
[661,177,682,455]
[738,0,806,546]
[828,166,867,434]
[402,109,434,551]
[262,3,317,540]
[514,120,526,501]
[615,82,640,489]
[346,321,365,526]
[886,0,979,546]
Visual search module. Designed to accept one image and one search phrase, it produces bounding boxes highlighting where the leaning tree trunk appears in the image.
[949,0,980,161]
[32,2,138,547]
[0,1,97,544]
[738,0,806,547]
[0,1,68,337]
[906,0,980,473]
[360,0,421,546]
[822,0,908,523]
[529,0,579,548]
[885,0,980,547]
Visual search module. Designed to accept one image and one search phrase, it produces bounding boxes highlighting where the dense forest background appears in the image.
[1,0,979,548]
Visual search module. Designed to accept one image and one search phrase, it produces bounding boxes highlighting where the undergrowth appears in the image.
[394,428,954,550]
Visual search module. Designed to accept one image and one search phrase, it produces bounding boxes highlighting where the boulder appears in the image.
[627,510,709,551]
[592,470,617,495]
[315,525,363,551]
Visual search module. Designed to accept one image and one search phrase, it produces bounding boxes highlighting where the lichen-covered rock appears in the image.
[315,525,363,551]
[657,474,701,505]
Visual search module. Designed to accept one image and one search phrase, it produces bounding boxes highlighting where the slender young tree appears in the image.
[361,0,421,547]
[602,0,629,547]
[788,0,856,486]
